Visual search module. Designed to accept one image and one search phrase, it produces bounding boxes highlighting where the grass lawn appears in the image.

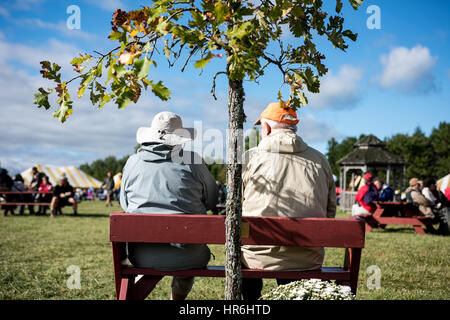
[0,200,449,300]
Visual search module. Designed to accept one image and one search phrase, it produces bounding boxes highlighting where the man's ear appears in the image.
[262,121,271,136]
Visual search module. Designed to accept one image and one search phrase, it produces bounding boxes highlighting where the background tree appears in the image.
[80,155,129,181]
[34,0,363,299]
[326,136,358,178]
[385,128,435,181]
[429,122,450,178]
[205,159,228,184]
[244,127,261,151]
[326,123,450,188]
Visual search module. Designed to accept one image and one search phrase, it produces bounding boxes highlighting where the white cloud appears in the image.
[0,37,80,73]
[89,0,126,12]
[0,35,342,174]
[297,113,341,143]
[8,0,43,10]
[0,37,158,173]
[375,45,438,94]
[0,7,10,18]
[306,65,364,110]
[19,18,96,42]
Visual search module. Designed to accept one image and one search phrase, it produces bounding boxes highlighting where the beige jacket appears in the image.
[406,187,435,218]
[241,129,336,271]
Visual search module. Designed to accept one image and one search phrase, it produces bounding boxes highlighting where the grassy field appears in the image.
[0,201,449,300]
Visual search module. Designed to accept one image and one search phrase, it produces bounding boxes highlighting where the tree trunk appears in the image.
[225,77,245,300]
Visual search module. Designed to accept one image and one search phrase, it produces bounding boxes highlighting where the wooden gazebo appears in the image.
[337,135,405,210]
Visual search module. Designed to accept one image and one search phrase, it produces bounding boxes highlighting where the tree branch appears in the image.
[211,71,227,100]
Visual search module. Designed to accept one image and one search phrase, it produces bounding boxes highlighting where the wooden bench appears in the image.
[360,201,433,234]
[0,191,53,212]
[110,213,365,300]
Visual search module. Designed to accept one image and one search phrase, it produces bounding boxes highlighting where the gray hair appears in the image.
[261,118,297,132]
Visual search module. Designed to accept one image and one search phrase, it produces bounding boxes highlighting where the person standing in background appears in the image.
[114,173,122,204]
[102,171,115,207]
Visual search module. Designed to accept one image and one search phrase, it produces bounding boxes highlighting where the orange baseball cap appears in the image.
[254,101,299,125]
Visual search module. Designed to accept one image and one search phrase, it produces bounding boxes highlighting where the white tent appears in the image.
[349,175,364,190]
[437,173,450,193]
[20,165,102,189]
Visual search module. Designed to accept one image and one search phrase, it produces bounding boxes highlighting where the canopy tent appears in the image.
[20,165,102,189]
[348,175,365,190]
[437,173,450,193]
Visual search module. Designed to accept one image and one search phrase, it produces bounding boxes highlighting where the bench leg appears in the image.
[344,248,362,296]
[119,276,135,300]
[132,275,163,300]
[413,225,426,235]
[118,275,162,300]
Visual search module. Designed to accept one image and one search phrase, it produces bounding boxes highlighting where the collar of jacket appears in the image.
[257,129,308,154]
[138,143,182,162]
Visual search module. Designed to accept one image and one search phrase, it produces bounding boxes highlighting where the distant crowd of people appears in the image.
[352,173,450,235]
[0,166,123,217]
[0,166,56,216]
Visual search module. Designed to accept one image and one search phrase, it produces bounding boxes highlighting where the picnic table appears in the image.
[359,201,432,234]
[0,191,53,213]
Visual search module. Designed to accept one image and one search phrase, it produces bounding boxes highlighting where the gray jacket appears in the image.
[120,143,218,270]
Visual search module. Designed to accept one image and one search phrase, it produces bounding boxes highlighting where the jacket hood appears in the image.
[137,143,182,162]
[257,129,307,153]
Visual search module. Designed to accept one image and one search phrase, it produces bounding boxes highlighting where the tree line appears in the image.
[80,130,261,183]
[326,122,450,184]
[80,123,448,185]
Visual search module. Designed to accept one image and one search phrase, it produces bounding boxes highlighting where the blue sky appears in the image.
[0,0,449,174]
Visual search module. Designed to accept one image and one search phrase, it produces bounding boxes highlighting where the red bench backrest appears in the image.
[110,213,365,248]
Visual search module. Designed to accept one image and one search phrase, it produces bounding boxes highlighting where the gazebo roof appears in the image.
[338,134,405,166]
[355,135,385,147]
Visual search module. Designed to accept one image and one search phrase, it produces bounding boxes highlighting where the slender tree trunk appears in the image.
[225,76,245,300]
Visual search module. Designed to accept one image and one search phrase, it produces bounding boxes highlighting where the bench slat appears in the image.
[110,213,365,248]
[122,266,351,280]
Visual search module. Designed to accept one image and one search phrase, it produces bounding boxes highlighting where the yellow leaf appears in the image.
[130,24,145,38]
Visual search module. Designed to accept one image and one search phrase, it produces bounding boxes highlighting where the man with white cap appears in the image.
[120,111,218,300]
[240,101,336,300]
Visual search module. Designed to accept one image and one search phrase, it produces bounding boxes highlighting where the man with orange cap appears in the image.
[240,101,336,300]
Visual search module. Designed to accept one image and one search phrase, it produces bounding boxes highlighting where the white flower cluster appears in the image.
[260,279,355,300]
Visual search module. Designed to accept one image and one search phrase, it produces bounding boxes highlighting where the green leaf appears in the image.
[298,92,308,106]
[349,0,363,10]
[277,90,282,100]
[343,29,358,41]
[163,40,171,59]
[109,30,125,41]
[78,73,95,99]
[94,60,103,77]
[150,81,171,100]
[98,94,112,109]
[194,52,214,69]
[33,88,53,110]
[214,1,230,24]
[116,88,134,109]
[336,0,343,13]
[134,57,151,80]
[52,99,73,123]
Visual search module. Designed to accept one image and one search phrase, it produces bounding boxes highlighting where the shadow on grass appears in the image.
[372,227,424,234]
[2,213,110,218]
